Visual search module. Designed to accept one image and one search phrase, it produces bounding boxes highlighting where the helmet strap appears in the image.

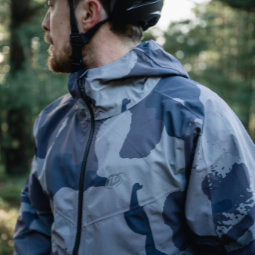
[68,0,108,72]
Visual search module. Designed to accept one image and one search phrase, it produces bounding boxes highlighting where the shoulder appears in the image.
[150,75,250,141]
[34,94,75,134]
[33,94,76,157]
[154,75,238,123]
[151,76,206,127]
[39,93,75,117]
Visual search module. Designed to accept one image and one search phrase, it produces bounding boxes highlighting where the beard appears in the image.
[44,32,72,73]
[44,32,97,73]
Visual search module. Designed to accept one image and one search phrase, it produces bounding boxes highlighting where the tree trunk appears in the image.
[3,0,34,175]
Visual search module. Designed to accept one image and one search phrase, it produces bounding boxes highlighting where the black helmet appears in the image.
[68,0,163,72]
[110,0,163,31]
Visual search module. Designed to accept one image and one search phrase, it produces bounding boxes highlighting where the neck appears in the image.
[82,23,139,69]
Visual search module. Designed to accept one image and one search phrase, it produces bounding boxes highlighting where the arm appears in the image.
[14,117,53,255]
[14,157,53,255]
[185,91,255,254]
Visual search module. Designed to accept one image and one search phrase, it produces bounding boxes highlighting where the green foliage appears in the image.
[0,166,26,207]
[0,166,26,254]
[0,1,68,173]
[0,69,68,166]
[163,1,255,139]
[217,0,255,12]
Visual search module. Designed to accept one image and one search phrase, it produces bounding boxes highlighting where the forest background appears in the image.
[0,0,255,254]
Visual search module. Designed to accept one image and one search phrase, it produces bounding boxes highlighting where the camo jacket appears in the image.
[14,40,255,255]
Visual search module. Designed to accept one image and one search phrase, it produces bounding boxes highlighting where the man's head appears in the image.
[43,0,105,73]
[79,0,144,42]
[42,0,163,73]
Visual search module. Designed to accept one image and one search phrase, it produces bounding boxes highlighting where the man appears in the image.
[13,0,255,254]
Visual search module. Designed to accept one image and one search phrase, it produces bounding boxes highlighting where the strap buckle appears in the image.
[70,34,89,48]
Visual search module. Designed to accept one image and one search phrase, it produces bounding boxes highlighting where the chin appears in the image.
[48,46,72,73]
[48,56,72,73]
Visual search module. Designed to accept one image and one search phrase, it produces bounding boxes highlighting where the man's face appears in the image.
[42,0,72,73]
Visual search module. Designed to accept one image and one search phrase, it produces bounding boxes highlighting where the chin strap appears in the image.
[68,0,108,72]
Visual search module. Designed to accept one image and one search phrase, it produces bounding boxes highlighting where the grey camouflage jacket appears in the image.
[14,40,255,255]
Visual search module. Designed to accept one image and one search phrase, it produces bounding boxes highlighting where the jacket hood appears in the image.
[68,40,189,120]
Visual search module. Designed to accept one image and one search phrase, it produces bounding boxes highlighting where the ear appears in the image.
[76,0,103,32]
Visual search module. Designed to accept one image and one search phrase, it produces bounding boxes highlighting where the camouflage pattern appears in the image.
[14,40,255,254]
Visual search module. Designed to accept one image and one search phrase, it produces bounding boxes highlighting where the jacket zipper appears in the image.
[72,75,95,255]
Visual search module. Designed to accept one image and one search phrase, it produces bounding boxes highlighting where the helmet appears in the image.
[68,0,163,72]
[110,0,163,31]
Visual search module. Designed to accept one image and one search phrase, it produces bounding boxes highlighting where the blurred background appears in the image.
[0,0,254,253]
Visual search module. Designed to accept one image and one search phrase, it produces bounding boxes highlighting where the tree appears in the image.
[217,0,255,12]
[1,0,43,175]
[0,0,68,175]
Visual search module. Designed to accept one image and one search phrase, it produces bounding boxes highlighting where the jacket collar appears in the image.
[68,40,189,120]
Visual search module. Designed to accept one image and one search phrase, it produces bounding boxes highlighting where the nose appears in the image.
[42,10,50,31]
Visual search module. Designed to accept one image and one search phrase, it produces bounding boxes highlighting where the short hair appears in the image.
[73,0,143,42]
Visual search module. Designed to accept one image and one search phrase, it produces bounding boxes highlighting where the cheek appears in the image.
[51,21,69,45]
[49,2,71,49]
[51,17,70,41]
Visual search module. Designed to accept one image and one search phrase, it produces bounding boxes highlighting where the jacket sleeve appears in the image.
[13,119,53,255]
[185,91,255,254]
